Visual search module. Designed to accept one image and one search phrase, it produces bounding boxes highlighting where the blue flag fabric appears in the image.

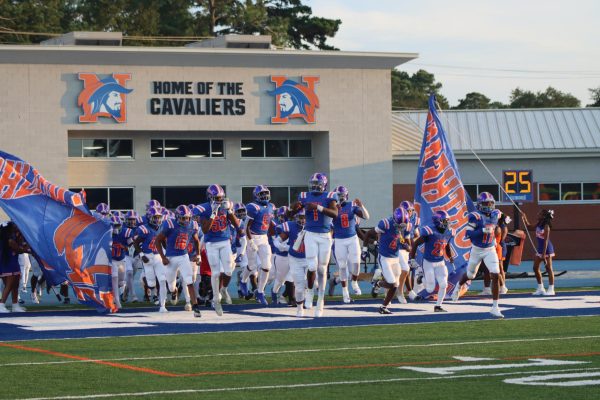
[414,95,475,299]
[0,151,116,312]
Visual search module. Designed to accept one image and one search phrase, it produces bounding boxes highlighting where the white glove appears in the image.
[248,239,258,252]
[220,198,232,213]
[409,259,419,270]
[273,236,290,252]
[210,201,220,218]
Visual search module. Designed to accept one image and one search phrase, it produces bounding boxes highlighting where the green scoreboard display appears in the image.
[502,170,533,202]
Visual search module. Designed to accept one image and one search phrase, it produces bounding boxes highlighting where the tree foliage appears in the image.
[453,92,491,110]
[391,69,449,109]
[509,86,580,108]
[588,87,600,107]
[0,0,340,49]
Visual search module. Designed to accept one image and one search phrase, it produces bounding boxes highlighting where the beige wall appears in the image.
[0,63,393,220]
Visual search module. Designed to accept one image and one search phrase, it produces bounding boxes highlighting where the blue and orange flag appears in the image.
[0,151,116,312]
[414,95,475,298]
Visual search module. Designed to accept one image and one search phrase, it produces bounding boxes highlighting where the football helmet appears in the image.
[207,184,225,203]
[146,199,161,212]
[392,207,409,229]
[477,192,495,214]
[276,206,289,223]
[253,185,271,204]
[432,210,450,231]
[175,205,192,227]
[334,185,349,204]
[191,206,202,222]
[96,203,109,216]
[147,206,163,228]
[124,210,138,229]
[110,215,122,234]
[295,209,306,227]
[110,210,124,222]
[233,202,247,220]
[309,172,328,194]
[400,200,415,216]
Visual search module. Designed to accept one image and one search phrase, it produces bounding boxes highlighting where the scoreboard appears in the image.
[502,170,533,202]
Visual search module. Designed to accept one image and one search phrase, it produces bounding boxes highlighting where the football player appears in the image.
[109,216,130,309]
[409,210,454,312]
[122,210,140,303]
[290,173,338,317]
[450,192,504,318]
[155,205,202,317]
[369,207,411,314]
[197,185,241,316]
[133,207,164,310]
[399,200,420,301]
[270,206,291,305]
[331,186,369,303]
[92,203,111,222]
[244,186,276,306]
[276,210,306,317]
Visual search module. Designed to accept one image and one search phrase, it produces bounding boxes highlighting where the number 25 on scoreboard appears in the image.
[502,170,533,202]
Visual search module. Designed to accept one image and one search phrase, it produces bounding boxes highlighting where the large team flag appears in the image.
[0,150,116,312]
[414,94,475,298]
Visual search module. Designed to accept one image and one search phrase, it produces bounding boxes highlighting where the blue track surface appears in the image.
[0,290,598,342]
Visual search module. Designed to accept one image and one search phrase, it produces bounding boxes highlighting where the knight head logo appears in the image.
[269,76,319,124]
[77,73,133,123]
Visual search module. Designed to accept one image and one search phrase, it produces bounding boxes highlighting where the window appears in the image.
[69,187,134,211]
[151,139,224,158]
[242,186,307,206]
[241,139,312,158]
[539,182,600,203]
[69,138,133,159]
[151,186,226,209]
[463,184,503,203]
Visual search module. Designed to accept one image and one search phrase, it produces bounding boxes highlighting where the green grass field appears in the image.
[1,316,599,400]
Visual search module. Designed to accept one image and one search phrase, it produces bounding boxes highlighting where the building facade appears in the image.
[0,40,417,223]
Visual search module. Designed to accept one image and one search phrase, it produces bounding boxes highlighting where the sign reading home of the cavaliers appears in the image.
[149,81,246,116]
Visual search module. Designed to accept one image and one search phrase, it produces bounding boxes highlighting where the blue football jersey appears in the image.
[281,221,305,259]
[134,223,160,254]
[112,228,133,261]
[376,217,411,258]
[419,225,455,262]
[246,202,275,235]
[298,191,339,233]
[197,201,230,242]
[160,219,199,257]
[466,210,500,248]
[271,225,288,257]
[333,202,361,239]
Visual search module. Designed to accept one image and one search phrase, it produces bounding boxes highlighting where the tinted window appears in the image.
[151,186,220,209]
[464,185,478,201]
[211,140,224,157]
[109,139,133,158]
[583,183,600,200]
[289,140,312,157]
[269,187,289,206]
[242,187,254,204]
[68,139,82,157]
[539,183,559,201]
[151,140,163,158]
[561,183,581,201]
[110,188,134,209]
[478,185,499,201]
[241,140,264,157]
[290,186,306,203]
[265,140,288,157]
[82,139,107,158]
[84,188,108,210]
[165,139,210,158]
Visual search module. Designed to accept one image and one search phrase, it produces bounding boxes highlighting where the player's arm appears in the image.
[353,198,370,220]
[287,201,303,218]
[409,236,426,260]
[305,200,338,218]
[445,243,454,263]
[132,236,148,263]
[154,232,169,265]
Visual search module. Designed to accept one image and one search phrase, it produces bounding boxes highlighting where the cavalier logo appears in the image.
[77,73,133,123]
[269,76,319,124]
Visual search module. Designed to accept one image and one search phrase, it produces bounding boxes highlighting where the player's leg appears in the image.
[303,231,319,308]
[111,261,122,309]
[348,236,362,296]
[256,236,272,305]
[451,246,483,301]
[315,233,333,316]
[378,256,400,314]
[482,248,503,318]
[396,250,410,303]
[124,256,135,302]
[290,257,307,317]
[18,254,31,293]
[271,254,288,303]
[152,256,168,312]
[205,242,223,315]
[142,254,157,302]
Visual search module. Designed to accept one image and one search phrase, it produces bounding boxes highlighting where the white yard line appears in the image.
[11,367,600,400]
[2,334,600,368]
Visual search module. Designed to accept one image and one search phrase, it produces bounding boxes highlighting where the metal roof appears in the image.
[392,108,600,157]
[0,45,418,69]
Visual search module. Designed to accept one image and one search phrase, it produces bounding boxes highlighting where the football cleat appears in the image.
[500,286,509,295]
[239,281,249,297]
[451,285,461,302]
[184,303,192,312]
[408,290,418,301]
[378,306,392,315]
[271,291,278,304]
[397,293,407,304]
[351,280,362,295]
[158,306,168,313]
[343,292,352,304]
[11,304,26,313]
[490,306,504,319]
[304,288,314,309]
[328,277,337,296]
[544,289,556,296]
[371,281,380,298]
[63,297,70,305]
[434,305,447,313]
[315,299,324,317]
[221,287,232,305]
[170,290,178,306]
[214,300,223,316]
[296,304,304,317]
[0,303,9,313]
[256,291,268,306]
[152,295,159,305]
[193,304,202,318]
[30,292,40,304]
[480,287,492,296]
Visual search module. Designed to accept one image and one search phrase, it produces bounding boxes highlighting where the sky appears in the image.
[307,0,600,107]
